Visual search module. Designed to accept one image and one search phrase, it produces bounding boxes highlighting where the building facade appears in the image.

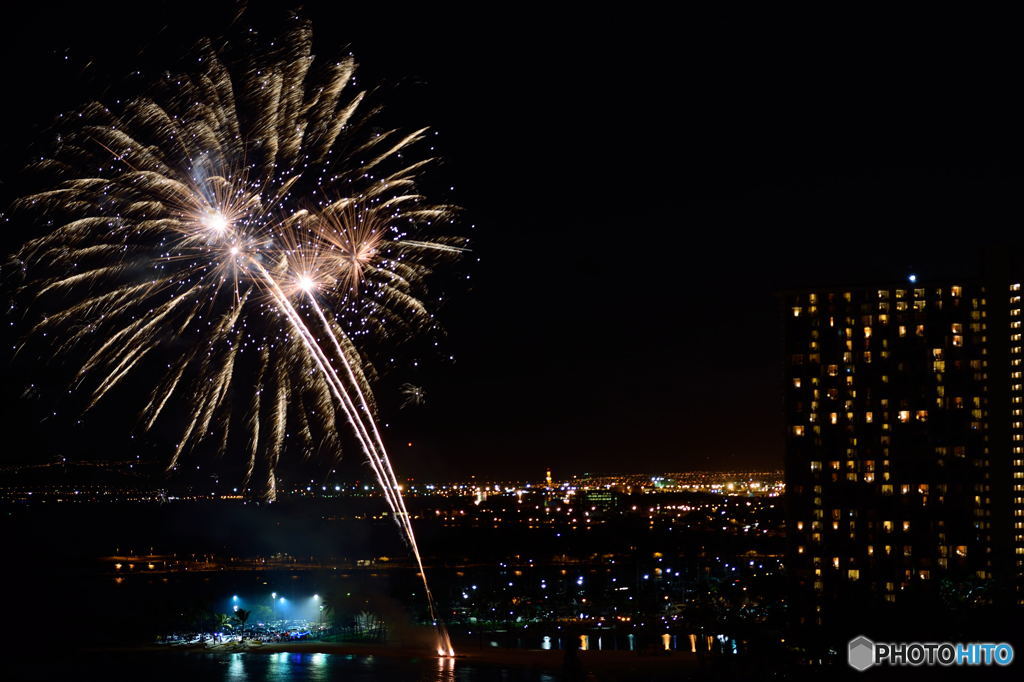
[784,280,1023,626]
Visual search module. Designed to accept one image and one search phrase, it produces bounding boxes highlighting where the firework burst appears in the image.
[8,18,462,655]
[11,19,463,496]
[400,383,427,409]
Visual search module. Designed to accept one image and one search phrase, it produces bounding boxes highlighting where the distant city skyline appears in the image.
[0,459,783,497]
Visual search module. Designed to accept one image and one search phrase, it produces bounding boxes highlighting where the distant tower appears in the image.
[546,468,553,488]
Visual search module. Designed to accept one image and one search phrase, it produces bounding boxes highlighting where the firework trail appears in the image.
[8,17,462,655]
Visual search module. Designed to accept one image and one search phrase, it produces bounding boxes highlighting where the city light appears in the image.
[2,5,988,676]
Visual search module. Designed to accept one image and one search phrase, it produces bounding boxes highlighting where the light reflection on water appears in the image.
[15,652,560,682]
[227,654,245,680]
[437,654,456,682]
[217,652,557,682]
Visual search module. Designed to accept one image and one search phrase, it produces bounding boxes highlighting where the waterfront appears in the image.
[9,651,553,682]
[0,481,787,652]
[7,650,704,682]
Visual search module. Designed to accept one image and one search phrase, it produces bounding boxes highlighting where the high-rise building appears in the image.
[783,278,1022,626]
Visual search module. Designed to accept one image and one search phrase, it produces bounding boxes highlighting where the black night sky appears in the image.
[2,3,1023,480]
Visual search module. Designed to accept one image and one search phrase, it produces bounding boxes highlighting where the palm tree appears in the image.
[355,611,384,640]
[214,612,232,639]
[319,591,352,631]
[234,608,250,633]
[320,599,334,619]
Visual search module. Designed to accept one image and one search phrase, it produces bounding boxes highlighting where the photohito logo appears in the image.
[848,636,1014,670]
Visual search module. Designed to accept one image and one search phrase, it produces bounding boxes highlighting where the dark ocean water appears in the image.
[5,651,560,682]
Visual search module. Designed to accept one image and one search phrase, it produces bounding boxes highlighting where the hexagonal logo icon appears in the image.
[848,636,875,671]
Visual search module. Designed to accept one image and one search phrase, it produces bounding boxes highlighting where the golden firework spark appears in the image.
[10,17,466,655]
